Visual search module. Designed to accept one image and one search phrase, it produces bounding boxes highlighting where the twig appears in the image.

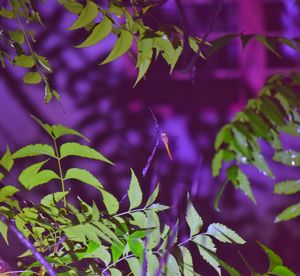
[0,215,56,276]
[142,107,161,177]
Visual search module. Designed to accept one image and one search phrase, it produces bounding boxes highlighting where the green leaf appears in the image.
[255,35,281,58]
[76,16,112,48]
[134,37,153,86]
[23,72,42,84]
[207,34,238,56]
[9,29,24,44]
[186,195,203,236]
[165,254,181,275]
[68,0,98,30]
[34,54,52,73]
[128,169,143,210]
[179,246,194,276]
[217,258,240,276]
[64,168,103,189]
[227,165,256,203]
[0,146,14,172]
[193,235,220,275]
[275,202,300,222]
[214,124,232,150]
[128,238,143,259]
[273,150,300,166]
[60,142,113,164]
[58,0,83,14]
[272,266,296,276]
[252,151,274,177]
[147,203,169,212]
[126,257,142,276]
[31,115,53,137]
[14,55,35,68]
[18,160,60,190]
[0,220,8,244]
[52,124,89,141]
[145,184,159,207]
[109,268,123,276]
[274,180,300,195]
[257,241,282,271]
[40,191,68,207]
[240,34,254,49]
[0,185,19,202]
[206,223,245,244]
[146,252,159,275]
[111,241,126,263]
[101,30,133,64]
[260,96,286,127]
[212,149,224,177]
[0,8,14,18]
[100,189,119,215]
[12,144,55,159]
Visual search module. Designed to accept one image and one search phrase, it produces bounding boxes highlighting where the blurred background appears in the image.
[1,0,300,274]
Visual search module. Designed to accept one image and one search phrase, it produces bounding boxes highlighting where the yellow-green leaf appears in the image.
[128,169,142,210]
[12,144,55,159]
[23,72,42,84]
[14,55,35,68]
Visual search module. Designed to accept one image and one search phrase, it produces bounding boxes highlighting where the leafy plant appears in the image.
[212,72,300,222]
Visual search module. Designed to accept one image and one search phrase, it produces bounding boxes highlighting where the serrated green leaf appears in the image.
[0,185,19,202]
[18,160,59,190]
[76,16,112,48]
[23,72,42,84]
[146,252,159,275]
[134,37,153,86]
[272,266,296,276]
[68,0,98,30]
[180,246,194,276]
[13,144,55,159]
[52,124,89,141]
[34,54,52,73]
[145,184,159,207]
[212,149,224,177]
[109,268,123,276]
[252,151,274,177]
[214,124,232,150]
[206,223,245,244]
[274,180,300,195]
[217,257,240,276]
[257,241,282,271]
[128,169,142,210]
[0,146,13,172]
[58,0,83,14]
[101,30,133,64]
[14,55,35,68]
[64,168,103,189]
[186,196,203,237]
[40,191,68,207]
[126,257,142,276]
[273,150,300,166]
[0,220,8,244]
[128,238,143,259]
[275,202,300,222]
[60,142,113,164]
[30,115,53,137]
[165,254,181,275]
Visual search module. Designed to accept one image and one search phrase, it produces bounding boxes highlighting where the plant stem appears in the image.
[53,138,66,208]
[102,254,134,274]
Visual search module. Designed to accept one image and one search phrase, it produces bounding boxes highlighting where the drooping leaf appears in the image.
[0,185,19,202]
[216,257,240,276]
[179,246,194,276]
[60,142,113,164]
[257,241,282,271]
[40,191,68,207]
[0,220,8,244]
[76,16,112,48]
[212,149,224,177]
[111,240,126,263]
[274,180,300,195]
[186,195,203,237]
[30,115,53,137]
[101,30,133,64]
[64,168,103,189]
[165,254,181,275]
[206,223,245,244]
[255,35,281,58]
[52,124,89,141]
[12,144,55,159]
[18,160,60,190]
[271,266,296,276]
[214,124,232,150]
[14,55,35,68]
[23,72,42,84]
[275,203,300,222]
[128,169,143,210]
[58,0,83,14]
[145,184,159,207]
[126,257,142,276]
[68,0,98,30]
[34,54,52,73]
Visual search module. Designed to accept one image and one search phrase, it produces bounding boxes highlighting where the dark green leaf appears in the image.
[255,35,281,58]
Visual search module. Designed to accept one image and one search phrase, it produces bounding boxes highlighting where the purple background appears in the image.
[1,0,300,274]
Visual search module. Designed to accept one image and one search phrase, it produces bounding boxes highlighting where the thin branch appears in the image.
[0,215,56,276]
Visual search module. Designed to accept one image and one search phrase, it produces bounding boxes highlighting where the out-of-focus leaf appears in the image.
[0,185,19,202]
[252,151,274,177]
[58,0,83,14]
[274,180,300,195]
[14,55,35,68]
[275,203,300,222]
[128,169,142,210]
[206,223,245,244]
[272,266,296,276]
[12,144,55,159]
[109,268,122,276]
[23,72,42,84]
[212,149,224,177]
[255,35,281,58]
[9,29,24,44]
[186,195,203,236]
[0,146,13,172]
[257,241,282,271]
[240,34,254,49]
[68,0,98,30]
[76,16,112,48]
[273,150,300,166]
[60,142,113,164]
[101,30,133,64]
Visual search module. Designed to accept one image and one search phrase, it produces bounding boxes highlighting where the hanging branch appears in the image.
[0,215,56,276]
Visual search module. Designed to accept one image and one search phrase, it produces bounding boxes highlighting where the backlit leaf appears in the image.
[126,257,142,276]
[68,0,98,30]
[58,0,83,14]
[180,246,194,276]
[76,16,112,48]
[128,169,142,210]
[101,30,133,64]
[60,142,113,164]
[206,223,245,244]
[0,146,14,172]
[272,266,296,276]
